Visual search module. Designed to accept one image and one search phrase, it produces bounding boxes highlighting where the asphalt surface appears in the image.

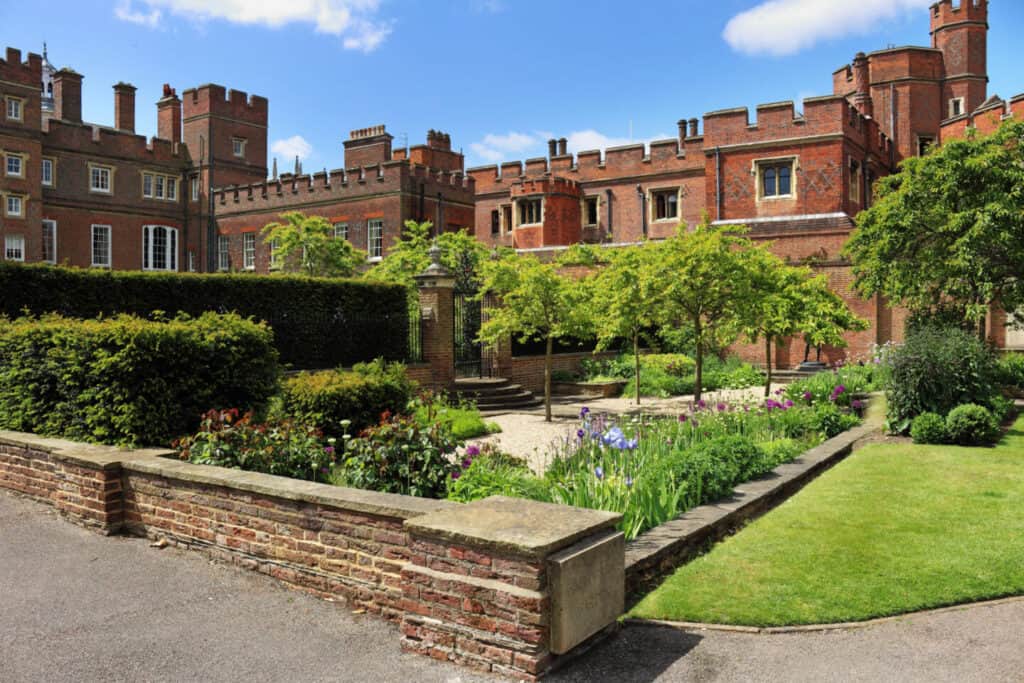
[3,489,1024,682]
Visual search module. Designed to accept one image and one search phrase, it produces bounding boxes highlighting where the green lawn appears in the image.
[629,416,1024,626]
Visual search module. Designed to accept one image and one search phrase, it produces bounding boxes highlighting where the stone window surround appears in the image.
[88,163,114,194]
[949,96,966,119]
[367,218,384,261]
[583,195,601,227]
[849,157,861,203]
[242,232,256,270]
[142,225,178,272]
[142,171,178,201]
[4,193,25,218]
[5,151,25,178]
[5,96,24,122]
[648,187,680,223]
[41,218,57,264]
[91,224,112,268]
[190,176,200,202]
[515,196,544,228]
[232,137,247,159]
[753,155,799,202]
[218,234,230,271]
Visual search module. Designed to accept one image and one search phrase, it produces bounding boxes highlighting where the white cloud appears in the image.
[468,128,672,165]
[723,0,932,57]
[470,131,539,163]
[114,0,392,52]
[272,135,313,161]
[114,0,162,27]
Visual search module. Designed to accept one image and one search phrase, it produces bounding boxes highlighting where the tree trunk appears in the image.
[634,331,641,406]
[764,336,773,397]
[694,319,703,403]
[544,335,553,422]
[978,316,987,343]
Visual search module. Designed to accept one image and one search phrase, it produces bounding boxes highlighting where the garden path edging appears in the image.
[624,418,881,598]
[621,594,1024,634]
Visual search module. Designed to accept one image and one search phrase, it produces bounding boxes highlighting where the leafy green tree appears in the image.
[797,275,870,362]
[739,249,813,396]
[261,211,365,277]
[477,254,591,421]
[585,243,662,404]
[656,222,753,402]
[365,220,493,293]
[845,119,1024,339]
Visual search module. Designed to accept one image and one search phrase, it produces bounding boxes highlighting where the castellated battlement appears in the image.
[181,83,268,123]
[509,176,581,198]
[0,47,42,86]
[42,118,183,163]
[212,159,475,208]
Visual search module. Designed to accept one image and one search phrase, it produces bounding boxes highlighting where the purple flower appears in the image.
[466,444,481,457]
[784,400,794,409]
[717,403,727,412]
[803,391,813,402]
[580,406,590,418]
[451,470,461,480]
[852,400,864,410]
[462,458,473,469]
[595,466,604,480]
[832,385,847,396]
[696,399,707,410]
[591,430,602,439]
[577,428,585,439]
[678,414,688,423]
[324,446,335,455]
[625,438,639,450]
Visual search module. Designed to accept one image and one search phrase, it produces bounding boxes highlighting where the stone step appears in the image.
[456,383,529,399]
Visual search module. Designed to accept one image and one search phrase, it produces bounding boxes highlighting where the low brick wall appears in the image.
[498,351,617,394]
[0,431,623,681]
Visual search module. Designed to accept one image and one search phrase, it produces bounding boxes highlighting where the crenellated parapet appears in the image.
[42,118,184,164]
[509,175,581,199]
[0,47,42,88]
[181,83,268,125]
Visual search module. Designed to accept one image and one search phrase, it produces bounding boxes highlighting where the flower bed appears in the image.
[450,391,861,540]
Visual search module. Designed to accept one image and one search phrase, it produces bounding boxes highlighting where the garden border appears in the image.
[623,414,881,598]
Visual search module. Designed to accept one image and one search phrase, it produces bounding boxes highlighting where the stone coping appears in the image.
[124,457,458,521]
[406,495,622,560]
[624,420,879,579]
[0,430,172,471]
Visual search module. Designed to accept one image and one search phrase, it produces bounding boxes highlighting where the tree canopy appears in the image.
[261,211,365,277]
[845,119,1024,337]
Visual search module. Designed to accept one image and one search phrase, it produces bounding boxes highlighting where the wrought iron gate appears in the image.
[454,292,484,378]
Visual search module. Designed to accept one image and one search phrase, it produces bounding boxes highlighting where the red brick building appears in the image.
[0,0,1020,361]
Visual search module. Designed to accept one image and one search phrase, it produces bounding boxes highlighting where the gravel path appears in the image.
[476,384,787,472]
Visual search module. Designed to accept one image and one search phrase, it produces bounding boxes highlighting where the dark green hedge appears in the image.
[0,312,280,446]
[0,263,409,368]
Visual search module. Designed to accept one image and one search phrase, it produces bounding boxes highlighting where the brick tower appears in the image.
[931,0,988,118]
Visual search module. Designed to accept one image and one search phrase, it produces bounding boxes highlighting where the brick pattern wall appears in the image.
[121,470,416,620]
[401,537,551,679]
[0,440,122,532]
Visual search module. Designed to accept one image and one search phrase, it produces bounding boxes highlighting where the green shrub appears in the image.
[998,353,1024,390]
[657,436,765,501]
[176,409,335,482]
[447,445,551,503]
[641,354,696,377]
[336,413,459,498]
[413,393,499,441]
[703,355,765,390]
[278,359,414,439]
[989,395,1014,424]
[945,404,1000,446]
[786,364,885,407]
[910,412,948,444]
[885,325,1000,433]
[808,403,861,439]
[0,312,279,446]
[0,261,408,368]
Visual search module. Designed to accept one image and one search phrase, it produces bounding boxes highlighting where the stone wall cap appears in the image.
[123,457,458,520]
[0,431,171,471]
[405,495,621,559]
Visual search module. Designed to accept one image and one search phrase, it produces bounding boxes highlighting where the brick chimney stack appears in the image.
[548,139,557,157]
[688,118,699,137]
[557,138,567,156]
[852,52,874,118]
[156,84,181,144]
[53,68,83,123]
[113,82,136,133]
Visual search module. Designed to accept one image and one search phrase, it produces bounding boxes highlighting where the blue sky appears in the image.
[3,1,1021,172]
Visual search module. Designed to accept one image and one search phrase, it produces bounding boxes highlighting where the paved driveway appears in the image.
[3,490,1023,682]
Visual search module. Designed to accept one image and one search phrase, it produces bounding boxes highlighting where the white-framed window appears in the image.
[155,175,165,199]
[41,158,54,187]
[218,235,230,271]
[4,234,25,261]
[756,157,797,199]
[5,97,23,122]
[651,189,679,222]
[367,219,384,259]
[167,178,176,201]
[333,222,348,241]
[142,225,178,271]
[949,97,965,118]
[42,219,57,263]
[243,232,256,270]
[190,176,199,202]
[5,153,24,178]
[584,196,599,226]
[517,198,543,226]
[91,224,111,268]
[5,195,23,217]
[232,137,246,158]
[89,164,113,194]
[143,173,153,197]
[143,172,179,201]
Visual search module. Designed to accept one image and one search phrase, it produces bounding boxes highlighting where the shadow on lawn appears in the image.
[549,625,702,682]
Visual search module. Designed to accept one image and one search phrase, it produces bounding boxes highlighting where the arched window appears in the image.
[142,225,178,271]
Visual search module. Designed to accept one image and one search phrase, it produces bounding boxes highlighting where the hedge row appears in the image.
[0,312,280,446]
[0,263,409,368]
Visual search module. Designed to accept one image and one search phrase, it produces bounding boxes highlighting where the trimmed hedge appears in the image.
[0,312,280,446]
[278,360,416,439]
[0,262,409,369]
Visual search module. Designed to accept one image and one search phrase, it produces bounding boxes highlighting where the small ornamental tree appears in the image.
[477,254,591,422]
[656,222,753,402]
[261,211,366,277]
[739,249,813,396]
[797,275,870,362]
[585,243,663,404]
[845,119,1024,339]
[365,220,493,293]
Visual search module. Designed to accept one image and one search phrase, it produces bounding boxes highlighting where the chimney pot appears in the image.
[53,68,84,124]
[547,139,557,157]
[557,137,567,156]
[113,82,137,133]
[688,118,699,137]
